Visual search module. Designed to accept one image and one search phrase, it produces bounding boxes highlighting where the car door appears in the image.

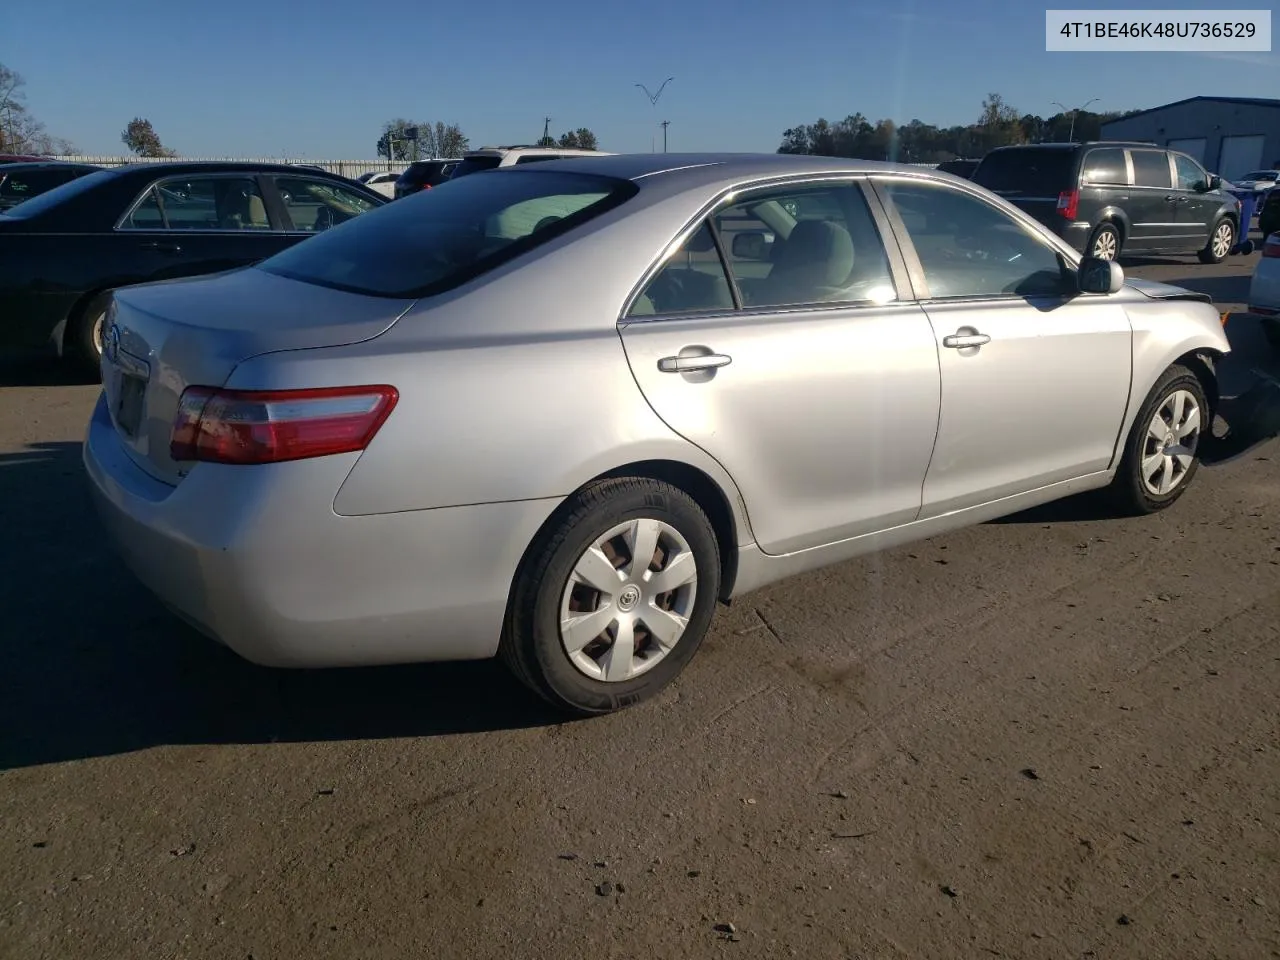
[871,177,1132,518]
[618,178,942,556]
[116,174,291,282]
[1171,152,1216,252]
[268,174,381,236]
[1125,149,1180,253]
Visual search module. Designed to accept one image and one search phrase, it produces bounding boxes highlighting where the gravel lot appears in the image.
[2,250,1278,960]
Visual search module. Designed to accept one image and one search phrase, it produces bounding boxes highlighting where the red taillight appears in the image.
[170,385,398,465]
[1057,189,1079,220]
[1263,236,1280,258]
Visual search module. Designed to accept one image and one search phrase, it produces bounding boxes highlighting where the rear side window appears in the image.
[260,170,636,298]
[971,149,1076,195]
[1081,149,1127,185]
[1130,150,1172,188]
[449,156,503,178]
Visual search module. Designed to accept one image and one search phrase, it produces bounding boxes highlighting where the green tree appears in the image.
[558,128,599,150]
[121,117,177,157]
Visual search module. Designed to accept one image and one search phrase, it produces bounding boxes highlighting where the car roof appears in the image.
[99,160,356,178]
[524,151,938,181]
[467,146,613,158]
[984,141,1160,152]
[0,161,100,173]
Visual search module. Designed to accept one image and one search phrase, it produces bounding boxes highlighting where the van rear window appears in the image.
[972,149,1075,196]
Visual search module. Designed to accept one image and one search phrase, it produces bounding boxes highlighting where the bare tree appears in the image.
[0,63,77,155]
[377,119,468,161]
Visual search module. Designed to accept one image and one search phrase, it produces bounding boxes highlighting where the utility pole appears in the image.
[661,120,669,153]
[542,116,552,146]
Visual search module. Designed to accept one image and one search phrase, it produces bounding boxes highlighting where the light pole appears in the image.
[1051,98,1099,142]
[636,78,674,152]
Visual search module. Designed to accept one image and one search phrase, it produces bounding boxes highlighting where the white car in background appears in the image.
[1248,232,1280,323]
[357,170,402,199]
[1235,170,1279,196]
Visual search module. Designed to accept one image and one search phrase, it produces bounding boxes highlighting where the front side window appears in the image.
[1131,150,1172,189]
[260,170,635,298]
[1174,154,1207,191]
[714,183,896,308]
[276,177,378,232]
[124,177,271,231]
[880,180,1073,299]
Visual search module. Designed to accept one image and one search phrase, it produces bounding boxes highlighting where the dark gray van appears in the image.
[972,142,1241,264]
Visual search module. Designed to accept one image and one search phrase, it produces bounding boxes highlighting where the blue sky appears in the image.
[7,0,1278,159]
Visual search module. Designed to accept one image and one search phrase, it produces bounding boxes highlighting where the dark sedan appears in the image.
[0,161,100,211]
[0,161,386,377]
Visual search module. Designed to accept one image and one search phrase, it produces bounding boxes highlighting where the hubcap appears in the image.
[559,518,698,683]
[1092,230,1117,260]
[91,312,106,355]
[1212,222,1232,259]
[1141,389,1201,496]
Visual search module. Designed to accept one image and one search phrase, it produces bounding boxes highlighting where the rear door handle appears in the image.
[942,332,991,349]
[658,353,732,373]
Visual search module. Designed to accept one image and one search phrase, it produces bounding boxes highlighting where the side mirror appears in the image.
[1078,257,1124,295]
[731,231,771,260]
[1208,175,1222,191]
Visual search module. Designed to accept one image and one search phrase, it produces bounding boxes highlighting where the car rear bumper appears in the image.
[83,393,560,668]
[1248,261,1280,315]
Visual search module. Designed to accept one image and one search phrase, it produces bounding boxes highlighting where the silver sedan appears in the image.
[84,153,1231,715]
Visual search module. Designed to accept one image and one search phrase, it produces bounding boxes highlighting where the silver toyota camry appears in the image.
[84,153,1231,715]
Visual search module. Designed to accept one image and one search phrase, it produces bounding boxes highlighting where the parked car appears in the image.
[935,158,981,179]
[972,142,1240,264]
[448,145,614,180]
[357,169,402,198]
[1259,185,1280,240]
[1248,232,1280,316]
[0,154,47,165]
[85,153,1229,716]
[392,159,458,199]
[0,161,99,210]
[0,160,385,377]
[1233,169,1279,198]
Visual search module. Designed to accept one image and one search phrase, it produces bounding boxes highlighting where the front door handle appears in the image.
[942,332,991,349]
[658,353,733,373]
[140,240,182,254]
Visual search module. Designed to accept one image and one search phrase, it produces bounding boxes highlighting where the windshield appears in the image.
[260,169,636,298]
[1242,171,1278,181]
[0,168,114,219]
[972,149,1076,195]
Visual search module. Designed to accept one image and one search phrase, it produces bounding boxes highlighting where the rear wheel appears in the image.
[1087,222,1121,260]
[1198,218,1234,264]
[500,477,721,716]
[66,294,110,382]
[1107,365,1207,515]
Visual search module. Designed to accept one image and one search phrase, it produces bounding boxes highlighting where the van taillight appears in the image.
[1057,189,1079,220]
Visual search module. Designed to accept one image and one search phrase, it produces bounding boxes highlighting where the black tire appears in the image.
[1086,222,1122,261]
[66,294,110,382]
[1198,217,1234,264]
[1107,364,1208,515]
[500,477,721,716]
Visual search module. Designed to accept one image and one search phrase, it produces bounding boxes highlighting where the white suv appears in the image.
[449,145,613,179]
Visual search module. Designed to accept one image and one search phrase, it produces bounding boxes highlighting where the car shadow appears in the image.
[0,441,568,771]
[0,349,96,388]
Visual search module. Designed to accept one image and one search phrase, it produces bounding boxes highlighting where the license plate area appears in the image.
[114,372,146,438]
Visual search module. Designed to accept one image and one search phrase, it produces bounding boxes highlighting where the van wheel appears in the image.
[1087,223,1121,260]
[500,477,721,716]
[1198,218,1234,264]
[66,295,110,383]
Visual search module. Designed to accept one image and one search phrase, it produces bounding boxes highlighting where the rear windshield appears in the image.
[972,149,1076,195]
[0,168,114,219]
[449,155,503,178]
[0,169,78,205]
[260,170,636,298]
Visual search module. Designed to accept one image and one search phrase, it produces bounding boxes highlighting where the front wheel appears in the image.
[1107,365,1208,515]
[1198,218,1234,264]
[500,477,721,715]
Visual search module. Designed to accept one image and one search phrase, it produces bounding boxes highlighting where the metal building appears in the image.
[1099,96,1280,181]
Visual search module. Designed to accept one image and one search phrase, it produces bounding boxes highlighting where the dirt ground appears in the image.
[1,251,1278,960]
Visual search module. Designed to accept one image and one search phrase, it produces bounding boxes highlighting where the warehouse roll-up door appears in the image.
[1167,138,1206,165]
[1218,135,1265,181]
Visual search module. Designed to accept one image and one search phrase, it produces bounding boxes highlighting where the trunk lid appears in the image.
[101,266,413,486]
